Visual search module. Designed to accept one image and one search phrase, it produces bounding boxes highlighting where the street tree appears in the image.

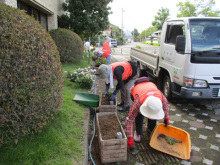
[152,7,170,30]
[140,26,157,39]
[111,26,121,38]
[131,28,140,42]
[197,0,220,16]
[60,0,113,38]
[176,0,220,17]
[176,1,197,17]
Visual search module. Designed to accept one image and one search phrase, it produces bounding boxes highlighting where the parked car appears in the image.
[110,39,117,47]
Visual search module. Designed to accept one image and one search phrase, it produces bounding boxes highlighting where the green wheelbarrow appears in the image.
[73,92,99,107]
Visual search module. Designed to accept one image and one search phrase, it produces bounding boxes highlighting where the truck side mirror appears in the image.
[175,35,185,54]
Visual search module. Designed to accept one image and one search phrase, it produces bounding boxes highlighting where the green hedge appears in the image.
[49,28,84,63]
[0,3,63,146]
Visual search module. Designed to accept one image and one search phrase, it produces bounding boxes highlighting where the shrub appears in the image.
[49,28,84,63]
[0,3,63,146]
[68,67,96,88]
[95,57,108,66]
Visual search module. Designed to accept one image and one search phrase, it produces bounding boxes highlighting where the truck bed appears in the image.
[130,47,159,73]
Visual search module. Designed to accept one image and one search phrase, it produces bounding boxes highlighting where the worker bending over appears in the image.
[98,60,138,112]
[126,77,170,149]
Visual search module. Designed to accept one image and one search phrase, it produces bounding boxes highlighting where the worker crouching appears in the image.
[125,77,170,149]
[98,60,138,112]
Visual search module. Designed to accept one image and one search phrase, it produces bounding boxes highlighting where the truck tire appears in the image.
[163,75,172,100]
[137,64,144,77]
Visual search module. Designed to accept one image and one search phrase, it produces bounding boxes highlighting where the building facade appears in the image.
[1,0,66,31]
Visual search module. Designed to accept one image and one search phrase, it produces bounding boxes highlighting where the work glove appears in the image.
[110,94,116,101]
[105,83,110,96]
[127,137,134,149]
[164,118,169,127]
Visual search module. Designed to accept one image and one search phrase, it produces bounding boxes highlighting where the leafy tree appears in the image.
[140,26,157,39]
[176,1,197,17]
[131,28,140,42]
[152,7,170,30]
[197,0,220,16]
[60,0,113,38]
[111,26,121,38]
[176,0,220,17]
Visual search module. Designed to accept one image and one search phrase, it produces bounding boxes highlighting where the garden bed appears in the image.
[96,112,127,163]
[99,93,117,112]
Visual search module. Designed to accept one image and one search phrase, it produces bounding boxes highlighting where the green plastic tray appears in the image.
[73,92,99,107]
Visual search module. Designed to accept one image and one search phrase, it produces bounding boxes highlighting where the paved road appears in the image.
[108,45,220,165]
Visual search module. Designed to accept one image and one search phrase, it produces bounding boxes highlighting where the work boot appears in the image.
[134,131,141,143]
[117,101,124,107]
[118,105,130,112]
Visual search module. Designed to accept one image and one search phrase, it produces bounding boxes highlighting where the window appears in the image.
[17,0,48,31]
[165,25,185,44]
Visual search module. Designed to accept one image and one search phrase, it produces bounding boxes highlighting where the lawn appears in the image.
[142,41,160,46]
[0,53,92,165]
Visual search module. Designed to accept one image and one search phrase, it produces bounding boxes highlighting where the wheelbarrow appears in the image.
[73,92,99,107]
[149,123,191,160]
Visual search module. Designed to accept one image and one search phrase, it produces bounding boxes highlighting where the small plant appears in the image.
[95,57,107,66]
[136,45,142,50]
[68,67,96,88]
[158,134,182,145]
[111,48,115,54]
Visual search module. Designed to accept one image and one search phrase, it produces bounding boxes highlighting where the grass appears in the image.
[0,53,92,165]
[141,41,160,46]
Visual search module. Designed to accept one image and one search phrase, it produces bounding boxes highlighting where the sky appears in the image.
[108,0,220,33]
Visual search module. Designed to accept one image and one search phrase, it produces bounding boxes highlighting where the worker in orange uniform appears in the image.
[125,77,170,149]
[98,60,138,112]
[93,37,111,64]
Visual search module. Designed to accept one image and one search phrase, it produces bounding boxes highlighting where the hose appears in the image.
[89,75,97,165]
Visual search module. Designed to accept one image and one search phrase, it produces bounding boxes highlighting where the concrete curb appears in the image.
[83,108,90,165]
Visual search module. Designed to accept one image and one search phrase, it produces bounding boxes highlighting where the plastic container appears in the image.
[149,123,191,160]
[73,92,99,107]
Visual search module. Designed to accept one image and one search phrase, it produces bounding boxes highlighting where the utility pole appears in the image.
[121,8,125,36]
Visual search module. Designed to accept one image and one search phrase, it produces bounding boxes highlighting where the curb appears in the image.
[83,108,90,165]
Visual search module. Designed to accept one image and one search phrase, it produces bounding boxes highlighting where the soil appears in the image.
[88,78,139,165]
[99,114,122,140]
[156,134,183,157]
[101,94,115,105]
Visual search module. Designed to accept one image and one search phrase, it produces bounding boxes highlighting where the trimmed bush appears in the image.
[0,3,63,146]
[49,28,84,63]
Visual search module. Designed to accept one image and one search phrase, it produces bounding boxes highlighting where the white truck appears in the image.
[130,17,220,99]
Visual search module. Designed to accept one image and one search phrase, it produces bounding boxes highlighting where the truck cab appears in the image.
[159,17,220,99]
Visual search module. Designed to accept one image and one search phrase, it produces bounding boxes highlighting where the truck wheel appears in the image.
[137,64,144,77]
[163,75,172,99]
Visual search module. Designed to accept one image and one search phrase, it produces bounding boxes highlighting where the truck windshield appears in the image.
[189,19,220,63]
